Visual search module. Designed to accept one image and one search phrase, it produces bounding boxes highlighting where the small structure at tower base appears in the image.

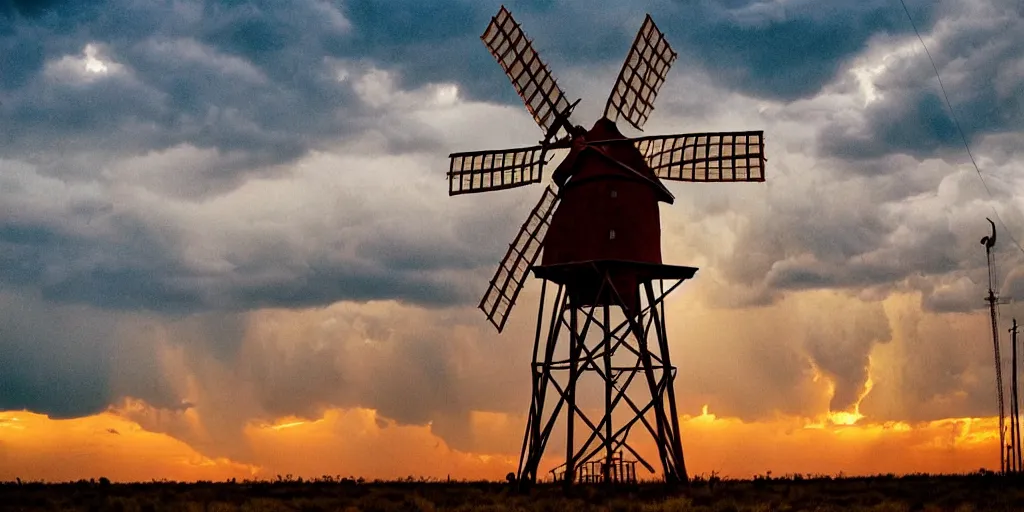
[553,452,639,484]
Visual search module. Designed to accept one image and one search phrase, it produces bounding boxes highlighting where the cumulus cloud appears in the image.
[98,299,543,462]
[859,296,997,422]
[818,0,1024,159]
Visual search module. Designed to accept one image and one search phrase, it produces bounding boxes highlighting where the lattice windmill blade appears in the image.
[479,186,559,332]
[482,6,574,140]
[633,131,765,182]
[603,15,677,131]
[449,145,546,195]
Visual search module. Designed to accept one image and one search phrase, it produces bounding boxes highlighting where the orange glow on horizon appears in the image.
[0,410,258,482]
[0,404,1003,483]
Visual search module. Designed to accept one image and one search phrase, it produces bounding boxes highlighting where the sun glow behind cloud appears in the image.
[44,43,122,81]
[849,38,924,107]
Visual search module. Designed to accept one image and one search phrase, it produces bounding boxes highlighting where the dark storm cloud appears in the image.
[0,0,518,314]
[0,292,184,419]
[818,0,1024,159]
[439,0,938,103]
[0,193,475,312]
[0,215,199,311]
[4,0,925,150]
[355,229,497,273]
[0,0,960,173]
[710,154,1006,314]
[820,93,960,160]
[0,292,114,417]
[247,0,936,107]
[0,0,963,316]
[0,0,357,178]
[232,263,470,309]
[665,0,937,101]
[1,140,500,315]
[337,0,499,98]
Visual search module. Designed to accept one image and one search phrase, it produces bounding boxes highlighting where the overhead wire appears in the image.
[898,0,1024,258]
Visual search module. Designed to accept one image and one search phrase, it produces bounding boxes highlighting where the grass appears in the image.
[2,472,1024,511]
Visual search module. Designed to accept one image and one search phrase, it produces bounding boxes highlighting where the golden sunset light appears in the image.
[0,406,1000,483]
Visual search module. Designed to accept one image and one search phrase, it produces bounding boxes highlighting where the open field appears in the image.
[2,473,1024,512]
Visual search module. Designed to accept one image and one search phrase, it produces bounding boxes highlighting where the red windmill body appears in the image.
[542,118,673,309]
[446,6,766,487]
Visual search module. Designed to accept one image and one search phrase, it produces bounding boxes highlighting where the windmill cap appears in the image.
[551,118,674,203]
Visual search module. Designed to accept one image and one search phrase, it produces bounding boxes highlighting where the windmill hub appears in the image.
[445,5,767,487]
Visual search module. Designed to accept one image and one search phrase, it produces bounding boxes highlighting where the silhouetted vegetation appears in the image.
[2,471,1023,511]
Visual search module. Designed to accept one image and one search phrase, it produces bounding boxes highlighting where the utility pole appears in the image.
[1012,319,1022,473]
[981,217,1006,474]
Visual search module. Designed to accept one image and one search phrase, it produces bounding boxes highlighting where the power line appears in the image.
[898,0,1024,258]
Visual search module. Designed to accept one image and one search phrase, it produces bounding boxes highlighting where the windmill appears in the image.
[447,6,766,486]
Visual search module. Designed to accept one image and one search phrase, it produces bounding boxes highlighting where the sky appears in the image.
[1,0,1023,482]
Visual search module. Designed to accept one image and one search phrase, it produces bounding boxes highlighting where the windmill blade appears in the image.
[482,6,573,139]
[480,186,559,332]
[634,131,765,182]
[449,145,546,195]
[603,15,677,131]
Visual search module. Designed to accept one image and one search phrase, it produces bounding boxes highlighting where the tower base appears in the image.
[516,260,697,488]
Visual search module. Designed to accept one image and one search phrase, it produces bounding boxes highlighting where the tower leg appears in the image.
[565,304,580,488]
[603,302,613,486]
[646,281,687,483]
[518,283,565,488]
